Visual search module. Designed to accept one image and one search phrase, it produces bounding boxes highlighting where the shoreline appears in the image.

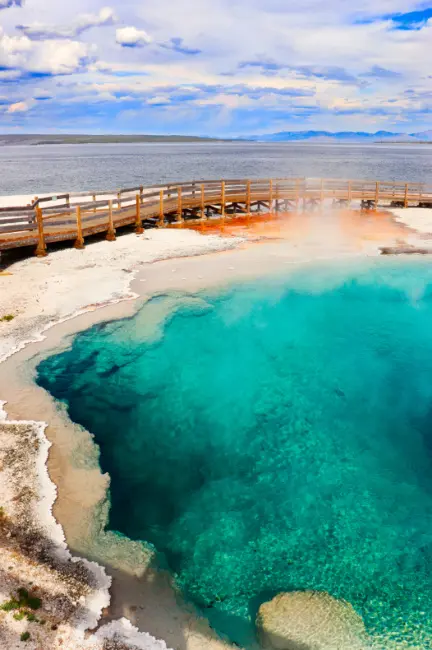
[1,208,431,650]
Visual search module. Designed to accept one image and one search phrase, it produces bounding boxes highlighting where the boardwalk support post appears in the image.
[295,179,300,210]
[375,182,380,210]
[74,206,85,249]
[269,179,273,214]
[106,200,116,241]
[35,206,47,257]
[221,181,226,228]
[135,194,144,234]
[246,180,251,224]
[200,184,205,220]
[159,190,165,227]
[177,186,183,223]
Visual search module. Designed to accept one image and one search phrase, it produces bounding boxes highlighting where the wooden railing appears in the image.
[1,177,431,255]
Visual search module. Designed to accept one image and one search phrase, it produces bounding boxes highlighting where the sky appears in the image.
[0,0,431,136]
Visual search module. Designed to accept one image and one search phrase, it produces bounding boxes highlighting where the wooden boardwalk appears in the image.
[1,177,431,255]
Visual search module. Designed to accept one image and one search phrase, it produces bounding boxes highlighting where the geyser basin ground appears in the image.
[37,260,432,649]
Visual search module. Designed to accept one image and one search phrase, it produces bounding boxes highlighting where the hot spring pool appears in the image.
[37,260,432,648]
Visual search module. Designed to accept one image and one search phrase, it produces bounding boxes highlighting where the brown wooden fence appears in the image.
[1,177,431,255]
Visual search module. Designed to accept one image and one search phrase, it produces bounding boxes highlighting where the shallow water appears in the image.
[37,260,432,648]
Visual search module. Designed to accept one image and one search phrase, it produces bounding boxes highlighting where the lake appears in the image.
[1,142,431,196]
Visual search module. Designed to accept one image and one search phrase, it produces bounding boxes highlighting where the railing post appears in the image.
[74,206,85,249]
[200,184,205,220]
[159,189,165,227]
[269,179,273,214]
[348,180,352,206]
[135,194,144,233]
[117,191,121,209]
[404,183,409,208]
[92,193,97,213]
[221,180,226,225]
[177,186,183,223]
[139,185,144,204]
[295,179,300,209]
[35,206,47,257]
[246,179,251,222]
[375,181,380,209]
[106,200,116,241]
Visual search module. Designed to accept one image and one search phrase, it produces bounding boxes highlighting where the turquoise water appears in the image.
[37,260,432,648]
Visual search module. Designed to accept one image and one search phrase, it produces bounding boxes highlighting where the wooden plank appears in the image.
[0,224,37,233]
[35,193,69,206]
[0,206,34,214]
[0,215,35,224]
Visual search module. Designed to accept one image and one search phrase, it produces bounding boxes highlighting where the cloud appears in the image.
[0,27,32,68]
[17,7,116,40]
[239,60,361,85]
[33,92,52,101]
[116,27,152,47]
[30,40,95,75]
[239,60,284,72]
[0,0,22,9]
[295,65,361,84]
[115,29,200,56]
[0,0,431,134]
[7,100,29,112]
[147,95,171,105]
[0,27,94,75]
[159,37,201,55]
[0,69,21,81]
[360,65,402,79]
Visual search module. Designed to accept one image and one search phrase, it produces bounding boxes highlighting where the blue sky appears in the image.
[0,0,431,135]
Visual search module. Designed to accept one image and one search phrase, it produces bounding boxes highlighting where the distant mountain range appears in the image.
[0,132,431,146]
[0,134,230,146]
[248,130,432,142]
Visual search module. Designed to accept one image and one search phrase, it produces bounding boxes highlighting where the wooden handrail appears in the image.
[2,176,432,255]
[15,176,430,213]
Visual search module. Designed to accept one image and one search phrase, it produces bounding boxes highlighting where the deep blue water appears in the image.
[37,260,432,648]
[1,141,432,195]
